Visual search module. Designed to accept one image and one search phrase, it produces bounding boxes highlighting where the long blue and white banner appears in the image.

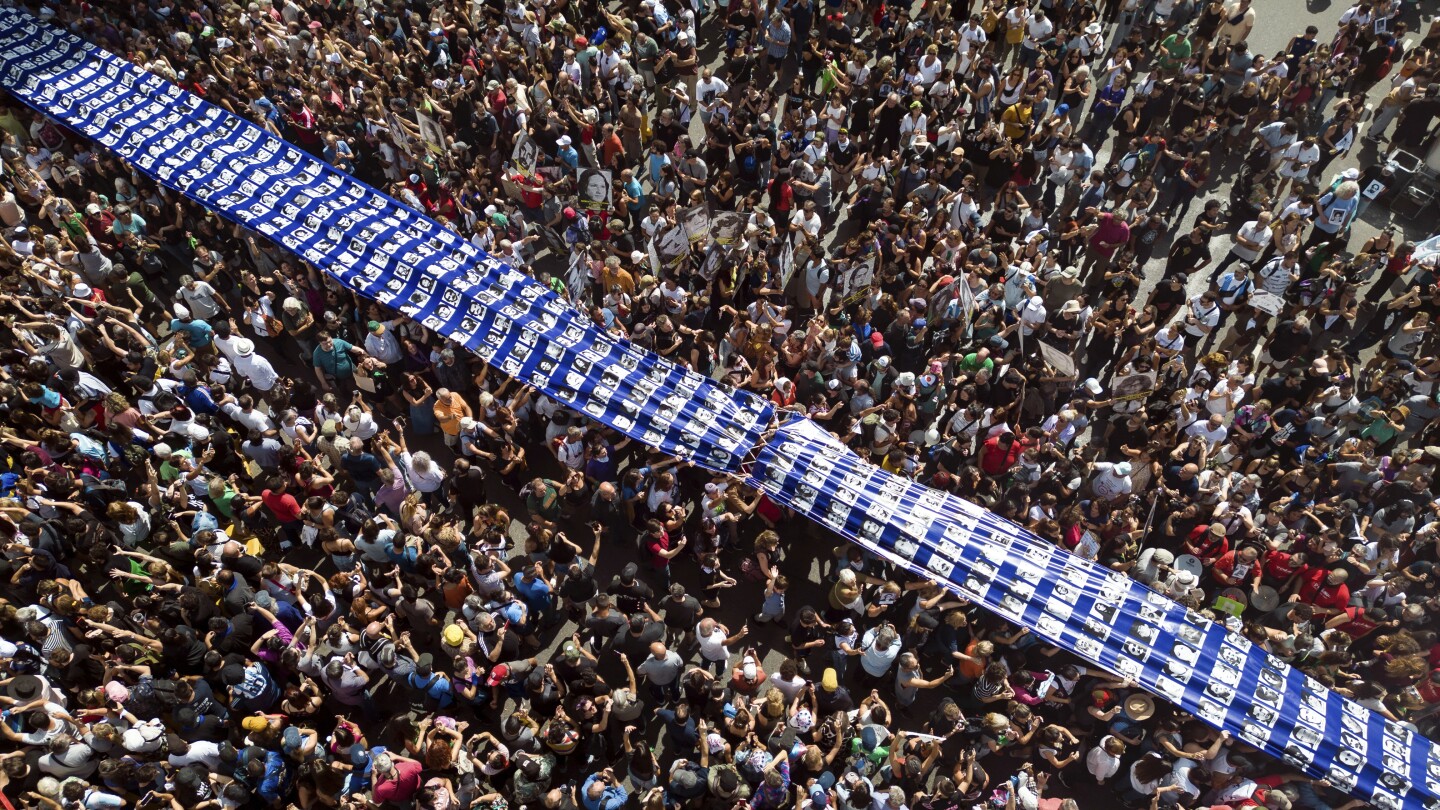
[0,8,1433,807]
[0,8,772,474]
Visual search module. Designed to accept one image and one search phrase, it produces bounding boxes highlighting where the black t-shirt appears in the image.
[559,562,597,603]
[662,594,703,629]
[607,578,655,615]
[817,684,855,714]
[212,613,259,657]
[165,626,209,672]
[851,95,878,134]
[789,616,826,651]
[1166,239,1210,272]
[612,623,666,668]
[225,553,265,580]
[1108,420,1150,456]
[584,611,627,647]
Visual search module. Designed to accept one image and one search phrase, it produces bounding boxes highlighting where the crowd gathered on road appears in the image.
[4,0,1440,808]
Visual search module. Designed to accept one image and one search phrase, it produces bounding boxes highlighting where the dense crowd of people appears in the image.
[2,0,1440,809]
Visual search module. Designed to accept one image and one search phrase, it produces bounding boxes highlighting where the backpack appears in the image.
[335,499,373,536]
[408,670,455,711]
[79,474,128,510]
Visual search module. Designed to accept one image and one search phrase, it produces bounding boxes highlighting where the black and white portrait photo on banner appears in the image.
[698,244,722,282]
[511,133,539,178]
[776,238,796,289]
[841,255,877,299]
[576,167,612,212]
[653,223,691,271]
[415,110,446,156]
[1110,368,1158,402]
[681,204,710,244]
[711,210,745,245]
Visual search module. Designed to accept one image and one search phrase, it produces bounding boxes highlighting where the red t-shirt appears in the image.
[1089,214,1131,257]
[1261,550,1302,583]
[1184,527,1229,563]
[1295,567,1350,611]
[1212,550,1256,585]
[372,759,423,804]
[1416,671,1440,704]
[979,436,1023,476]
[261,489,302,523]
[1332,606,1380,639]
[644,530,671,569]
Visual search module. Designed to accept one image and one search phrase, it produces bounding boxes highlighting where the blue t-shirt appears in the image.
[170,318,213,348]
[513,572,552,615]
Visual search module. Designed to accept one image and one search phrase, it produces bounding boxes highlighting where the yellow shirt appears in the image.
[433,396,472,436]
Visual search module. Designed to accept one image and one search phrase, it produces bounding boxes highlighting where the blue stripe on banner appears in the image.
[0,8,772,476]
[0,8,1433,808]
[749,416,1437,809]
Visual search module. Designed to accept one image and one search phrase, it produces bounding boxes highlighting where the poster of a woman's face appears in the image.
[712,210,745,244]
[682,204,710,243]
[577,168,612,211]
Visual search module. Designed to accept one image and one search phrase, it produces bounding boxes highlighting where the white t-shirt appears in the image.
[1232,220,1269,261]
[1185,299,1220,338]
[1186,420,1229,450]
[695,76,730,105]
[179,280,223,320]
[1091,465,1133,499]
[1279,142,1321,178]
[1024,16,1054,49]
[697,623,731,663]
[222,402,276,433]
[1156,329,1185,357]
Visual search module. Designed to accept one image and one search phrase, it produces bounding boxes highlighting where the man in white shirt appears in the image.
[802,256,831,311]
[1021,10,1053,66]
[695,69,729,122]
[1186,413,1230,451]
[695,619,747,674]
[220,393,276,434]
[1044,142,1078,210]
[177,275,225,320]
[790,201,822,247]
[958,14,988,54]
[1257,252,1301,296]
[1014,295,1047,339]
[1182,292,1220,359]
[1090,461,1134,501]
[1367,75,1419,142]
[1275,135,1321,197]
[1211,212,1272,280]
[1205,374,1245,417]
[1254,120,1298,174]
[554,426,587,470]
[363,319,404,365]
[231,339,280,393]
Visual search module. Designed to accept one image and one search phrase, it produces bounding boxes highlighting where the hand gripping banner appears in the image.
[0,8,1434,807]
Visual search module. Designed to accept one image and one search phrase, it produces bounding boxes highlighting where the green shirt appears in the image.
[1159,34,1192,69]
[958,353,994,375]
[312,338,357,378]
